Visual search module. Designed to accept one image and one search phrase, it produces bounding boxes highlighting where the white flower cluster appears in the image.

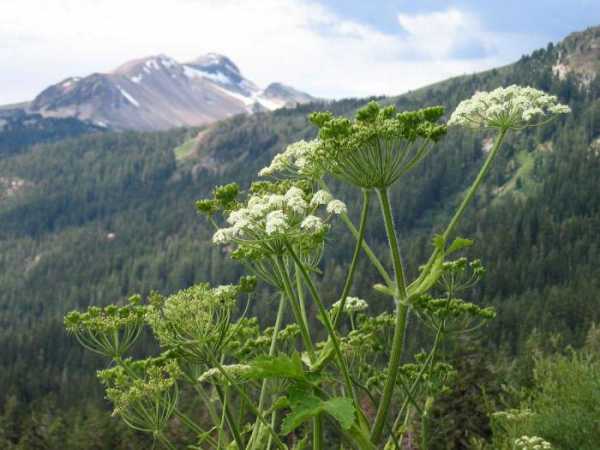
[198,364,252,384]
[212,187,347,245]
[332,296,368,313]
[258,140,320,178]
[514,435,553,450]
[448,85,570,130]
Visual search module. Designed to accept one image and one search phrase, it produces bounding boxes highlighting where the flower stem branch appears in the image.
[319,180,393,287]
[370,187,410,444]
[333,189,370,330]
[415,128,509,286]
[284,242,362,421]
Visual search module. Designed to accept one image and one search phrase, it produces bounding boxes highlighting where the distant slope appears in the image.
[24,53,315,130]
[0,109,102,157]
[1,24,600,449]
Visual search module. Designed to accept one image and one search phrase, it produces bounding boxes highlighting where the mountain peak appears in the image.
[113,54,180,77]
[26,52,315,130]
[186,53,241,75]
[553,25,600,84]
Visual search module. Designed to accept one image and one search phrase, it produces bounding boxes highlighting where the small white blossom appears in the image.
[300,215,324,232]
[198,364,252,384]
[227,208,251,225]
[310,190,333,207]
[284,186,304,200]
[267,194,285,209]
[213,284,237,298]
[514,435,553,450]
[332,296,368,313]
[212,228,233,244]
[448,85,570,130]
[258,140,320,178]
[326,199,347,215]
[265,210,288,235]
[286,195,308,214]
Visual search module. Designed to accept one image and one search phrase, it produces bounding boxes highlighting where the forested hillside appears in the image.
[1,30,600,448]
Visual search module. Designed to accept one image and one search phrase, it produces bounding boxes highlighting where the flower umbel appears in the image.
[448,85,570,130]
[514,435,553,450]
[308,101,447,189]
[258,139,321,179]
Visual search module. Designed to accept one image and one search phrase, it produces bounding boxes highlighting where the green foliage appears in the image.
[527,351,600,449]
[280,387,355,435]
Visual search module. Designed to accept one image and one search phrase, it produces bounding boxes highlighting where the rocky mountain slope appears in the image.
[25,53,314,130]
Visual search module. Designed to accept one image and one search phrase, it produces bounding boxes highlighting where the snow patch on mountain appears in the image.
[117,86,140,107]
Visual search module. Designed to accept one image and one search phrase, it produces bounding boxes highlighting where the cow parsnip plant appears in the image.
[66,86,569,449]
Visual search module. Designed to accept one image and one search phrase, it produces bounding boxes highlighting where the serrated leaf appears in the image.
[446,237,473,255]
[280,392,322,435]
[322,397,355,430]
[281,389,356,435]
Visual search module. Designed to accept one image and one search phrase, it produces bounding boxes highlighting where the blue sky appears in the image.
[0,0,599,104]
[320,0,600,37]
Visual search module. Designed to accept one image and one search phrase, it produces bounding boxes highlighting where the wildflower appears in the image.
[212,228,233,244]
[448,85,570,130]
[310,190,333,207]
[64,297,145,357]
[265,210,288,235]
[326,199,347,215]
[514,435,553,450]
[258,140,321,178]
[146,284,236,362]
[98,356,180,434]
[309,101,446,189]
[332,296,368,313]
[198,364,253,384]
[300,215,324,232]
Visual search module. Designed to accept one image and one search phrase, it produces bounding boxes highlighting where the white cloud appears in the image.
[0,0,540,104]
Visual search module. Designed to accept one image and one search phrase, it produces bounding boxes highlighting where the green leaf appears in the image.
[280,387,356,435]
[446,237,474,255]
[246,353,306,381]
[304,339,335,372]
[322,397,355,430]
[408,252,445,297]
[280,388,322,435]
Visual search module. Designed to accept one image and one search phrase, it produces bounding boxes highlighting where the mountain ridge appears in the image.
[22,53,315,130]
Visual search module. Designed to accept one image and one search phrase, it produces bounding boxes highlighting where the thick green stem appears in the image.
[333,189,370,330]
[314,414,324,450]
[444,128,508,242]
[370,187,410,444]
[284,243,362,420]
[296,269,311,340]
